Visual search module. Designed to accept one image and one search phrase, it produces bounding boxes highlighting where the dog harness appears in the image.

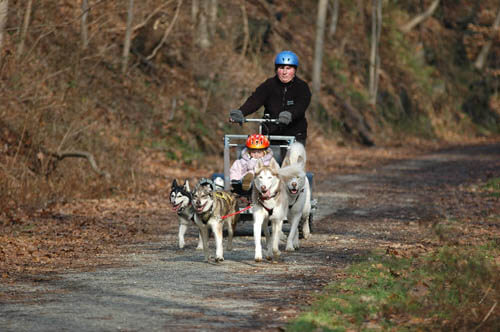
[214,191,234,205]
[199,209,212,224]
[258,191,279,216]
[288,188,305,209]
[197,191,235,224]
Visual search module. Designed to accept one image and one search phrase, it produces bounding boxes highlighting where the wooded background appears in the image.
[0,0,499,219]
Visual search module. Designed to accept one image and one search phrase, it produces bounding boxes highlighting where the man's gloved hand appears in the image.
[229,109,244,124]
[278,111,292,125]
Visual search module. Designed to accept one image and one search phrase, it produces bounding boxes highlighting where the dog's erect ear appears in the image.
[271,158,280,170]
[183,180,191,192]
[172,179,179,188]
[255,159,265,173]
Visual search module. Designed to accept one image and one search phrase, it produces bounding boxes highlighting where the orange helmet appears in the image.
[246,134,270,149]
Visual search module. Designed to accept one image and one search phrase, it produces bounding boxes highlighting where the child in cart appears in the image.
[230,134,276,192]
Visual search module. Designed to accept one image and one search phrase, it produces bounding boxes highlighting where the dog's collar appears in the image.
[176,204,196,222]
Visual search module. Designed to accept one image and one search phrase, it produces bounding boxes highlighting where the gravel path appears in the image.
[1,143,498,331]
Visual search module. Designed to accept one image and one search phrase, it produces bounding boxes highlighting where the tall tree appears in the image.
[16,0,32,60]
[191,0,198,23]
[208,0,217,39]
[122,0,134,74]
[197,0,210,49]
[81,0,89,50]
[474,6,500,71]
[369,0,382,107]
[312,0,328,117]
[0,0,8,57]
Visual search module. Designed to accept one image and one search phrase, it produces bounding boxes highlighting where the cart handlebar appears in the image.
[243,118,279,124]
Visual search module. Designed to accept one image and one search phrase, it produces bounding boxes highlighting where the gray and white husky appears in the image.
[280,142,312,251]
[252,158,289,262]
[192,183,239,262]
[169,179,203,249]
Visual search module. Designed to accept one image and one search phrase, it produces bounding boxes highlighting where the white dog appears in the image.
[280,142,312,251]
[251,158,289,262]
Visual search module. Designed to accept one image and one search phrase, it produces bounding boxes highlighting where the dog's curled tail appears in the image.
[278,162,305,178]
[287,142,307,165]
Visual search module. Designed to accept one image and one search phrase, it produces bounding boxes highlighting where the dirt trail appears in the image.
[0,143,498,331]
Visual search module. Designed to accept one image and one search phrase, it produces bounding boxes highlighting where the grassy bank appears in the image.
[287,179,500,332]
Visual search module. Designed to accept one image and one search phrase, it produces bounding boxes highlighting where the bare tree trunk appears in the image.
[0,0,8,56]
[400,0,440,33]
[312,0,328,117]
[191,0,199,23]
[328,0,339,39]
[81,0,89,50]
[369,0,382,106]
[16,0,32,60]
[239,0,249,58]
[208,0,217,39]
[474,6,500,71]
[197,0,210,49]
[122,0,134,74]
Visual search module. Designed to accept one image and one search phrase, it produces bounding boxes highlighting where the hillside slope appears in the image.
[1,0,499,217]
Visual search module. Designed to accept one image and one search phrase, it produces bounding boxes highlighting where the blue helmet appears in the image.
[275,50,299,67]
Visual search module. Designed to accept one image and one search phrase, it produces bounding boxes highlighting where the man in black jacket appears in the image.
[229,50,312,146]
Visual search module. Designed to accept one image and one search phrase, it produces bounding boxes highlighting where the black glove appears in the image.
[229,109,244,124]
[278,111,292,125]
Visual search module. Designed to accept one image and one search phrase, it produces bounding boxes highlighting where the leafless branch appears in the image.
[474,7,500,71]
[53,150,111,180]
[474,301,497,332]
[400,0,440,33]
[132,0,174,32]
[146,0,183,61]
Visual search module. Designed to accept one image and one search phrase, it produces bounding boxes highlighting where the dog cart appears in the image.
[211,116,316,234]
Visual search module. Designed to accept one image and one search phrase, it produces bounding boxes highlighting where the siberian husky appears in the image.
[192,183,239,262]
[252,158,289,262]
[169,179,203,249]
[280,142,312,251]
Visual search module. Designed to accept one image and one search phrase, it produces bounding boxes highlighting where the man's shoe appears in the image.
[242,173,254,191]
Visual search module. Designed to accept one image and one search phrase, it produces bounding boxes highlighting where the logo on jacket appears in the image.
[286,100,294,106]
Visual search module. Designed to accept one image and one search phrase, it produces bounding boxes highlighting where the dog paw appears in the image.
[285,246,295,252]
[196,245,203,250]
[215,257,224,263]
[255,258,262,263]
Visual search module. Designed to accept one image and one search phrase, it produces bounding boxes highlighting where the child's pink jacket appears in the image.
[229,148,275,181]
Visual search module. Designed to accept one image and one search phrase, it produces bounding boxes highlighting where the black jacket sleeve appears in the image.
[239,79,272,117]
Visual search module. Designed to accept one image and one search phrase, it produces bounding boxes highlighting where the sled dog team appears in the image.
[169,142,312,262]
